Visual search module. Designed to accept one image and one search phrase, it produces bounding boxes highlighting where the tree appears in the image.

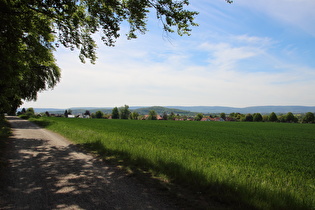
[220,113,226,120]
[195,113,203,121]
[303,112,315,123]
[148,110,157,120]
[229,112,236,118]
[162,112,168,120]
[20,107,36,119]
[285,112,296,123]
[119,105,131,119]
[130,112,139,120]
[277,115,286,123]
[253,113,263,122]
[269,112,278,122]
[26,108,35,114]
[262,115,269,122]
[21,108,26,114]
[64,110,68,118]
[112,107,119,119]
[0,0,61,114]
[245,114,253,122]
[0,0,206,114]
[84,110,91,116]
[169,112,176,120]
[235,113,244,121]
[95,111,104,119]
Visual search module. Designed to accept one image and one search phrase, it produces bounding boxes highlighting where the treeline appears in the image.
[225,112,315,123]
[92,107,315,123]
[18,106,315,123]
[92,105,170,120]
[86,106,315,123]
[17,108,39,119]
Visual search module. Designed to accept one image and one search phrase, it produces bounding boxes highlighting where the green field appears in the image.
[33,117,315,209]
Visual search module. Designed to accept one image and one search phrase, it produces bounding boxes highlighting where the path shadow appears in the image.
[0,136,179,209]
[80,140,312,210]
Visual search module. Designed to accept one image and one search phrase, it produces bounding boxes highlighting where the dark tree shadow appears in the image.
[80,140,313,210]
[0,136,185,209]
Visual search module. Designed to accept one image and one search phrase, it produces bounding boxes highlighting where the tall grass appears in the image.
[36,117,315,209]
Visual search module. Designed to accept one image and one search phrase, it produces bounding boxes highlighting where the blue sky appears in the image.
[23,0,315,109]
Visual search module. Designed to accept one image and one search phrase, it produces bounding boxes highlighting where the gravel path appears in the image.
[0,116,182,209]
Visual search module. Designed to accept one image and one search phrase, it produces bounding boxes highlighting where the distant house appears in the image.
[67,115,75,118]
[143,114,163,120]
[201,117,211,121]
[210,117,225,122]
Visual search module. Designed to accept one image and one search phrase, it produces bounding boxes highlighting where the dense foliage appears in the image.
[0,115,10,139]
[0,0,201,114]
[17,108,38,119]
[34,117,315,209]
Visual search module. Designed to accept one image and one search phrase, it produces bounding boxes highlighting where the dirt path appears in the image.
[0,116,182,209]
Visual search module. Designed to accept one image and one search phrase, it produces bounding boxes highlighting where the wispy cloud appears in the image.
[237,0,315,36]
[29,32,313,108]
[199,42,261,70]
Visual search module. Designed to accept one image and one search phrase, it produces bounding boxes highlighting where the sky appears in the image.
[23,0,315,109]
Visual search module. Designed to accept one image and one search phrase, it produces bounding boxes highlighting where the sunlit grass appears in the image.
[33,117,315,209]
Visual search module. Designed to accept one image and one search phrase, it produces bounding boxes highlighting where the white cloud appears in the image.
[198,41,262,70]
[233,35,273,46]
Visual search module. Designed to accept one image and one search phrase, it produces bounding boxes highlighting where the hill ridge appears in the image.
[22,105,315,115]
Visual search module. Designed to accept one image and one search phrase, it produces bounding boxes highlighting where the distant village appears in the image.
[18,106,315,123]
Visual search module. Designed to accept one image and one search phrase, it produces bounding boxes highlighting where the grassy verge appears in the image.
[31,117,315,209]
[0,115,11,169]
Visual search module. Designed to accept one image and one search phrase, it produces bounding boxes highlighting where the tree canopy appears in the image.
[148,110,157,120]
[269,112,278,122]
[0,0,208,114]
[303,112,315,123]
[111,107,119,119]
[119,104,130,119]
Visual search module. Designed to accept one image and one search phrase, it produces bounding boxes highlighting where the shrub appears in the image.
[148,110,157,120]
[303,112,315,123]
[245,114,253,122]
[95,111,104,119]
[269,112,278,122]
[19,108,37,119]
[253,113,263,122]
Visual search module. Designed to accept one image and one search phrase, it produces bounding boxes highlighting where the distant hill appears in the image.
[23,105,315,115]
[133,106,197,116]
[165,106,315,114]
